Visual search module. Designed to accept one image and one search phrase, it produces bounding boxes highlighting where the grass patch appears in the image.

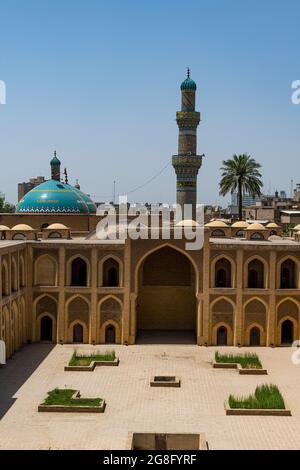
[229,384,285,409]
[69,350,116,366]
[42,389,102,407]
[215,351,262,369]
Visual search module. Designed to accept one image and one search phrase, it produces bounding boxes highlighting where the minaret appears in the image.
[172,69,202,218]
[50,151,61,181]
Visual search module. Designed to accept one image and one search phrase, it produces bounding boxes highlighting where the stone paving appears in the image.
[1,343,300,449]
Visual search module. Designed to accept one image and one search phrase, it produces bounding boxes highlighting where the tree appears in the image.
[219,154,263,220]
[0,194,15,213]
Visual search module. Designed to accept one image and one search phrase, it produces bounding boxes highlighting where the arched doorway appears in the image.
[71,258,87,286]
[280,260,296,289]
[250,326,260,346]
[137,246,196,343]
[103,258,119,287]
[40,316,53,341]
[281,320,293,344]
[215,258,231,287]
[105,325,116,344]
[217,326,227,345]
[73,323,83,343]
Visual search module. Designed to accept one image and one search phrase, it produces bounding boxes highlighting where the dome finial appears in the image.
[54,150,57,157]
[187,67,190,79]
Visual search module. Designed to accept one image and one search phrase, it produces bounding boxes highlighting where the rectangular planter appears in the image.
[225,406,291,416]
[38,401,106,413]
[150,376,181,388]
[64,358,119,371]
[38,391,106,413]
[213,361,267,375]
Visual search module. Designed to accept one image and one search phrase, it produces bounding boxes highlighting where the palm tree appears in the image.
[219,154,263,220]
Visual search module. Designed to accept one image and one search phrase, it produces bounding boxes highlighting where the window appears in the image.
[103,258,119,287]
[71,258,88,286]
[215,258,232,288]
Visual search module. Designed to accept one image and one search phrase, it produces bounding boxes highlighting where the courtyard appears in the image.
[1,343,300,449]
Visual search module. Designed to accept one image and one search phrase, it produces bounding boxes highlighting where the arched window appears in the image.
[248,259,264,288]
[280,259,296,289]
[211,229,225,237]
[2,263,9,296]
[281,319,293,344]
[250,232,264,240]
[11,260,18,292]
[215,258,231,288]
[250,327,260,346]
[73,323,84,343]
[105,324,116,344]
[217,326,227,345]
[71,258,87,286]
[270,230,277,236]
[40,316,53,341]
[12,233,26,240]
[41,223,49,230]
[19,257,25,287]
[103,258,119,287]
[235,229,245,237]
[48,231,62,239]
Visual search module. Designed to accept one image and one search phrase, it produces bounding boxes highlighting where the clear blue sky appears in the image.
[0,0,299,206]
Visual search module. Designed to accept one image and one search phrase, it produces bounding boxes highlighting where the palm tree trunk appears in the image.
[238,179,243,220]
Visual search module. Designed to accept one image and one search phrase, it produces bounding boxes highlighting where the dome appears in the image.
[16,180,96,214]
[12,224,33,231]
[180,68,196,91]
[293,224,300,231]
[205,220,229,228]
[0,225,10,231]
[266,222,279,228]
[246,223,266,231]
[47,223,68,230]
[232,221,249,228]
[176,219,199,227]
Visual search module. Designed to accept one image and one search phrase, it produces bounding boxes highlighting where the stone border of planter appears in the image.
[213,361,267,375]
[38,391,106,413]
[225,401,291,416]
[150,376,181,387]
[126,432,208,450]
[64,358,119,371]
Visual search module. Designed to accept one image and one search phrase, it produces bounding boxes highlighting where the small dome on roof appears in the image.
[232,221,249,228]
[0,225,10,231]
[246,223,266,231]
[293,224,300,231]
[205,220,229,228]
[176,219,200,227]
[12,224,33,231]
[47,223,68,230]
[266,222,279,228]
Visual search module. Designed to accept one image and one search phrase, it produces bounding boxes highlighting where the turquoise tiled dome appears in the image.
[180,77,197,91]
[16,179,96,214]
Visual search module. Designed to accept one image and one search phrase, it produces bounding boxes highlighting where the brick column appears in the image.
[267,251,276,346]
[202,229,210,344]
[90,247,98,344]
[122,239,131,344]
[234,249,243,345]
[57,247,65,343]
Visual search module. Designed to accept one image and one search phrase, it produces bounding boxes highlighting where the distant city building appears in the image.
[18,176,46,201]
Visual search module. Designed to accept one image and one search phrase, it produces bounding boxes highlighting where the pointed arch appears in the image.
[211,254,236,288]
[99,254,123,287]
[34,254,58,286]
[98,295,123,343]
[33,294,58,342]
[67,254,90,287]
[277,255,300,289]
[1,259,9,296]
[19,255,25,287]
[244,255,268,289]
[11,257,18,292]
[66,294,90,342]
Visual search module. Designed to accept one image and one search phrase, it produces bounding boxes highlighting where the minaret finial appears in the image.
[187,67,190,79]
[54,150,56,157]
[64,168,68,184]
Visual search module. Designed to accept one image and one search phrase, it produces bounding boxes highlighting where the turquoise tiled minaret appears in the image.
[172,69,202,217]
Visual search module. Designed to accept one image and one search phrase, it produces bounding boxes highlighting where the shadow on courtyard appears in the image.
[0,343,54,419]
[136,330,196,345]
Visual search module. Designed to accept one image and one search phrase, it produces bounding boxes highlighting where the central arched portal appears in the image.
[137,246,196,343]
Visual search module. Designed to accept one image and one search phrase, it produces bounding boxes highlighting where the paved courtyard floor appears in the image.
[1,343,300,449]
